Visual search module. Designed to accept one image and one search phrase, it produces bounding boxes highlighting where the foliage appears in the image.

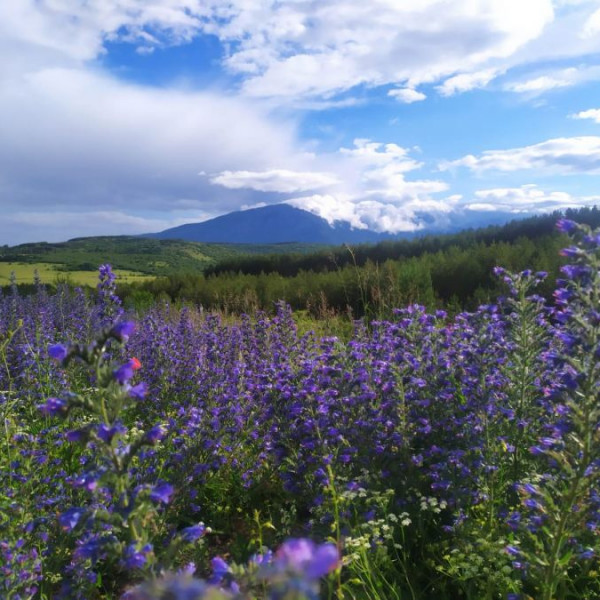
[0,236,323,280]
[4,219,600,598]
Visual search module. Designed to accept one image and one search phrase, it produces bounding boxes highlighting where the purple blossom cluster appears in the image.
[2,223,600,598]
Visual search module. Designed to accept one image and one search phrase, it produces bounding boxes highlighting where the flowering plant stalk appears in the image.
[511,219,600,599]
[40,320,205,598]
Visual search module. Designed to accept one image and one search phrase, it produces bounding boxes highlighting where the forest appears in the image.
[117,208,600,318]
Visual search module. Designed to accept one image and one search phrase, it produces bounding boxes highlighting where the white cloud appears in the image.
[572,108,600,123]
[582,7,600,37]
[436,68,500,96]
[464,203,499,212]
[0,1,212,63]
[336,139,448,200]
[0,66,302,229]
[210,169,340,193]
[506,65,600,94]
[387,88,426,104]
[240,202,267,211]
[0,209,206,245]
[278,139,452,233]
[340,139,422,173]
[440,136,600,174]
[208,139,450,234]
[214,0,554,100]
[288,193,461,234]
[2,1,599,106]
[286,194,368,230]
[465,184,600,213]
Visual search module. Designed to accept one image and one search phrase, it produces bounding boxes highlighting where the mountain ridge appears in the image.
[146,204,393,244]
[146,203,528,245]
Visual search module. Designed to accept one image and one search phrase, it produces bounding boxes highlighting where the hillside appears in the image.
[147,204,393,244]
[121,207,600,316]
[0,235,324,281]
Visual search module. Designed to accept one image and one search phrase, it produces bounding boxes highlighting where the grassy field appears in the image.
[0,262,154,286]
[0,235,325,277]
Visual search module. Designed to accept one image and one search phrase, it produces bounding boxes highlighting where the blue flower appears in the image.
[556,218,578,233]
[59,508,85,532]
[144,424,167,445]
[275,538,340,579]
[110,321,136,342]
[37,397,68,417]
[149,483,174,504]
[180,523,206,543]
[97,423,126,443]
[114,358,142,384]
[128,382,148,400]
[123,543,153,570]
[48,343,68,362]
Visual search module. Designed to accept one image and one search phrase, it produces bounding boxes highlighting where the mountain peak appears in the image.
[147,204,387,244]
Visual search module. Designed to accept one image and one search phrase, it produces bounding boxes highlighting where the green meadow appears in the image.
[0,262,153,286]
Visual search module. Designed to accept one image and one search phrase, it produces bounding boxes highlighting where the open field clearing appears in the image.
[0,261,154,286]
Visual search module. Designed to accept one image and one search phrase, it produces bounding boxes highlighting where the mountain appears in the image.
[147,204,392,244]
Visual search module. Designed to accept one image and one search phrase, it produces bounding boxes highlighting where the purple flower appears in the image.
[123,543,153,570]
[251,550,273,566]
[560,246,582,258]
[180,523,206,543]
[59,508,85,532]
[70,472,99,492]
[520,483,538,496]
[123,575,208,600]
[114,357,142,384]
[65,428,90,443]
[128,382,148,400]
[37,397,68,417]
[73,536,106,563]
[149,483,174,504]
[210,556,230,583]
[144,424,167,445]
[556,218,578,233]
[97,423,126,443]
[275,538,340,579]
[110,321,136,342]
[48,343,68,362]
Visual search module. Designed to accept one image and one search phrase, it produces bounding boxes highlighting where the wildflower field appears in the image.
[2,220,600,600]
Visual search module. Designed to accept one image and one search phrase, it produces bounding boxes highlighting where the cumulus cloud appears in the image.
[0,1,212,63]
[287,193,461,234]
[218,0,554,100]
[277,140,452,233]
[440,136,600,174]
[464,184,600,213]
[209,139,451,234]
[572,108,600,123]
[436,68,500,96]
[387,88,426,104]
[210,169,340,193]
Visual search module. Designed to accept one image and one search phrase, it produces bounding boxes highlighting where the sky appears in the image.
[1,0,600,245]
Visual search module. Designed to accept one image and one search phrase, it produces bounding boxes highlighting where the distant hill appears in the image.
[146,204,393,244]
[0,235,323,280]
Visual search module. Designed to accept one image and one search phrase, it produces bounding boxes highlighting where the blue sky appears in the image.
[1,0,600,245]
